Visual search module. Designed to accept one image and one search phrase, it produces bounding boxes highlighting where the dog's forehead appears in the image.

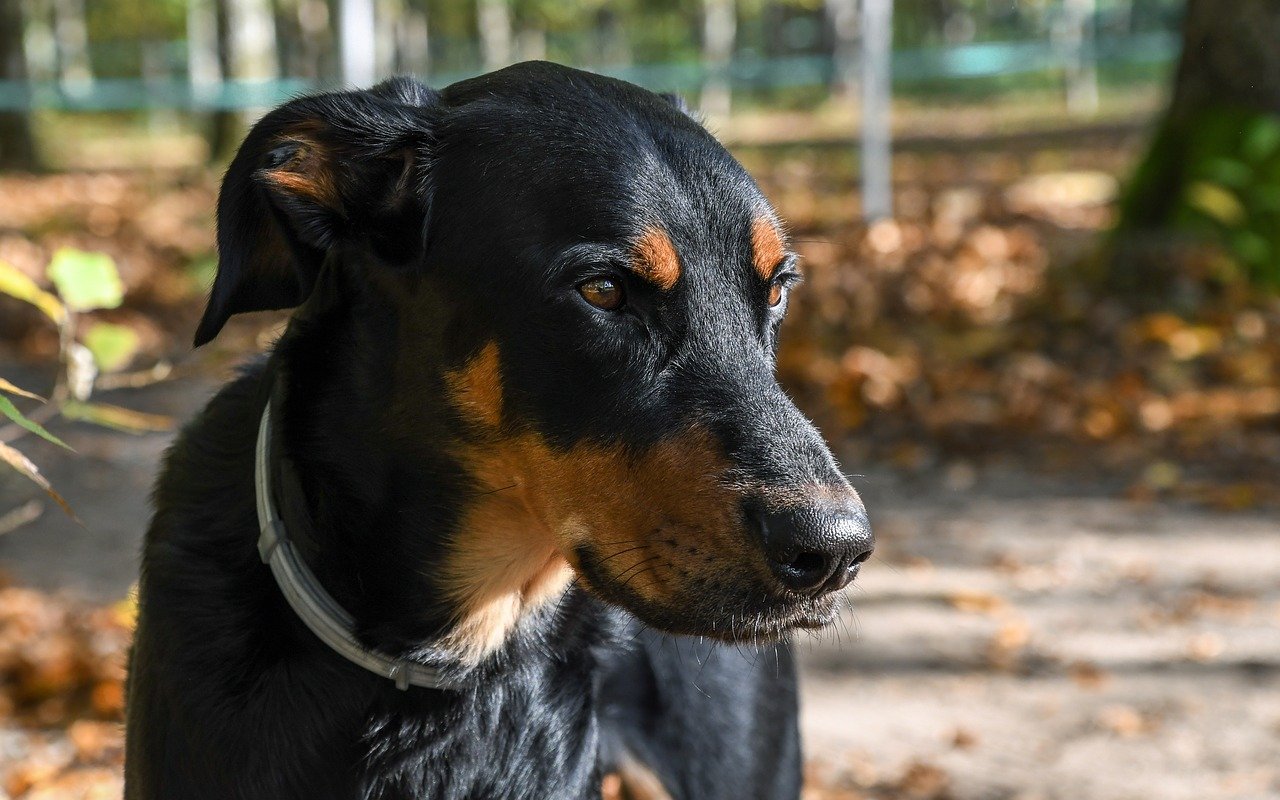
[427,64,787,304]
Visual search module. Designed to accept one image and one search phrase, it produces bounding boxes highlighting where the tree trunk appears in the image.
[700,0,736,119]
[208,0,279,161]
[1060,0,1098,116]
[477,0,512,73]
[825,0,860,102]
[0,0,38,171]
[593,8,629,68]
[394,1,429,77]
[1167,0,1280,119]
[51,0,91,86]
[209,0,239,161]
[339,0,377,87]
[189,0,221,86]
[1112,0,1280,292]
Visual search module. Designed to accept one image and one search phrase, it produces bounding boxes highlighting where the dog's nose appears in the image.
[753,501,873,596]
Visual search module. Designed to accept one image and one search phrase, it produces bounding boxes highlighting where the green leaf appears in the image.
[62,401,173,433]
[0,259,66,323]
[1200,158,1252,190]
[0,377,45,402]
[0,441,76,520]
[1242,116,1280,163]
[1185,182,1246,228]
[46,248,124,312]
[1229,230,1271,267]
[83,322,141,373]
[0,396,71,450]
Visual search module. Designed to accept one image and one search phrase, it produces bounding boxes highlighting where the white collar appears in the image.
[254,399,447,691]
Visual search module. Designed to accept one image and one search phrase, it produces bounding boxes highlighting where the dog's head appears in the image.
[199,63,870,658]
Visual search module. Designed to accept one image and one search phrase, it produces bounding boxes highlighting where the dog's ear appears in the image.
[194,78,439,346]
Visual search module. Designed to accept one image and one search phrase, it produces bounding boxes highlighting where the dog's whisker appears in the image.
[596,544,651,565]
[473,482,519,497]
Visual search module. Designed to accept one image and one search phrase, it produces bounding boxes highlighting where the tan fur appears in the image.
[443,342,504,429]
[262,136,342,210]
[611,757,674,800]
[439,344,759,662]
[630,226,681,291]
[751,217,786,280]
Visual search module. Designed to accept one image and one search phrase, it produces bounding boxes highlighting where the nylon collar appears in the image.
[254,397,447,691]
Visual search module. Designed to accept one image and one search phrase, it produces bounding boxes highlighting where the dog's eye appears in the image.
[767,280,785,308]
[579,278,625,311]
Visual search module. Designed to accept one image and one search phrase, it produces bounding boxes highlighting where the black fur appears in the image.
[127,62,867,799]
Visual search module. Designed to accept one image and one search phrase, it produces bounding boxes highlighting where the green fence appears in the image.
[0,33,1178,112]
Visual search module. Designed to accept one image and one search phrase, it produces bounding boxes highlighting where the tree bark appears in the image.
[208,0,240,161]
[394,1,430,77]
[825,0,860,102]
[700,0,736,119]
[0,0,38,171]
[1167,0,1280,120]
[208,0,279,161]
[1112,0,1280,291]
[477,0,512,72]
[51,0,91,86]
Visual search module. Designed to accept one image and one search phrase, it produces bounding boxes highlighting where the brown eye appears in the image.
[578,277,624,310]
[767,280,785,307]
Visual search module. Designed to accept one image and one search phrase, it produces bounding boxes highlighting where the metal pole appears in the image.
[860,0,893,222]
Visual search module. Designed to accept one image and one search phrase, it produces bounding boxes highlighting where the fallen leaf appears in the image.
[0,377,46,402]
[1068,660,1111,690]
[0,442,76,519]
[945,590,1007,614]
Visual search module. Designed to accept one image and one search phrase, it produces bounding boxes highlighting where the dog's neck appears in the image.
[264,267,572,669]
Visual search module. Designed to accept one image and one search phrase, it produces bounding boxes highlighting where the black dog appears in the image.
[125,62,872,800]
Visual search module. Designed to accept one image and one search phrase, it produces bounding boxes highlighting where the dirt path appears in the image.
[801,473,1280,800]
[1,373,1277,799]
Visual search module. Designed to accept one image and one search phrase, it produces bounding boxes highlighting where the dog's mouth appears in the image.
[572,542,845,643]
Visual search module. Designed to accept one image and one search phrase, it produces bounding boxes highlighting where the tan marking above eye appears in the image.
[751,216,787,281]
[630,226,681,291]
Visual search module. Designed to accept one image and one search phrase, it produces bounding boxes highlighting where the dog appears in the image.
[125,61,872,800]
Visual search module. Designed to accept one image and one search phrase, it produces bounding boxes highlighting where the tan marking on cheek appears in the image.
[440,469,574,662]
[444,342,503,429]
[441,426,751,661]
[602,773,624,800]
[631,226,681,291]
[611,757,674,800]
[751,217,786,280]
[517,429,748,605]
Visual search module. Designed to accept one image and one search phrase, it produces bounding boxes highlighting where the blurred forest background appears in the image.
[1,1,1278,798]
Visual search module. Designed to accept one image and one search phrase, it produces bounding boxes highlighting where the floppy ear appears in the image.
[194,77,439,346]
